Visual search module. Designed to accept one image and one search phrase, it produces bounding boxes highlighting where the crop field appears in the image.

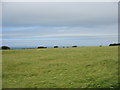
[2,46,119,88]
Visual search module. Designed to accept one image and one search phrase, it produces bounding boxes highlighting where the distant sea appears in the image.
[11,46,54,49]
[10,45,104,50]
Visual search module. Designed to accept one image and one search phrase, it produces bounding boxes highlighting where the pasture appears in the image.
[2,46,118,88]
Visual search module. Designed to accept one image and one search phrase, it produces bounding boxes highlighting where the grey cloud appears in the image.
[2,2,118,27]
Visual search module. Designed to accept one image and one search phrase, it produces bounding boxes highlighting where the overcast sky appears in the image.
[2,2,118,48]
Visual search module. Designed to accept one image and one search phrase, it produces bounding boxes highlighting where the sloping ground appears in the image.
[2,46,118,88]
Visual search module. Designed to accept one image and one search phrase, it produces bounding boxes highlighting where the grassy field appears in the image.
[2,46,118,88]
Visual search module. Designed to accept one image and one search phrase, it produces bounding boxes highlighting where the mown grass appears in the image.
[2,46,118,88]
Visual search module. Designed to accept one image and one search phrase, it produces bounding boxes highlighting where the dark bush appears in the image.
[38,46,47,48]
[109,43,120,46]
[72,46,77,47]
[1,46,10,50]
[54,46,58,48]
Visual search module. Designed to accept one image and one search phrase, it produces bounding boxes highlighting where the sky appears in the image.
[2,2,118,48]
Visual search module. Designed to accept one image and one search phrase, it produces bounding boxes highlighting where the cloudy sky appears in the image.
[2,2,118,48]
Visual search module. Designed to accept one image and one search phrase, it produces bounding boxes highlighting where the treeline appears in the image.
[37,45,77,48]
[0,45,78,50]
[109,43,120,46]
[3,43,120,50]
[1,46,10,50]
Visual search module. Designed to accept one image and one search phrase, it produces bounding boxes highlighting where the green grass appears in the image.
[2,46,118,88]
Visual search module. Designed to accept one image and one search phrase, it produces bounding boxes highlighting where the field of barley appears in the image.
[2,46,118,88]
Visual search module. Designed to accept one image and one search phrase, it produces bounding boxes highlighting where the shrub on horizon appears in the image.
[1,46,10,50]
[54,46,58,48]
[72,46,77,47]
[38,46,47,48]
